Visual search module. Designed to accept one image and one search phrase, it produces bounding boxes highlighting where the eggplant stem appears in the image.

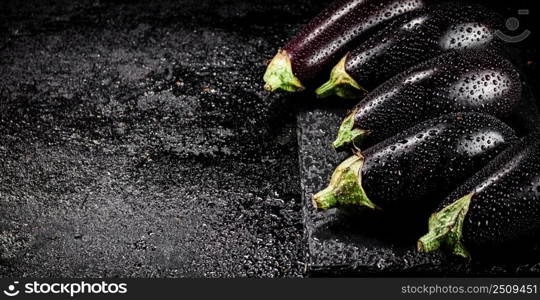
[312,154,378,210]
[333,109,369,150]
[315,54,366,99]
[417,193,473,259]
[263,49,305,92]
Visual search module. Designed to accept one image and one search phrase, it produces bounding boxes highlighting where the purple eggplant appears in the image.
[418,135,540,259]
[333,50,522,150]
[316,2,503,98]
[313,113,517,213]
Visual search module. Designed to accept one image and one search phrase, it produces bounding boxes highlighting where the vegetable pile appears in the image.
[264,0,540,260]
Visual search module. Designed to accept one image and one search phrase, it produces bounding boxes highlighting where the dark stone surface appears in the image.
[0,0,330,277]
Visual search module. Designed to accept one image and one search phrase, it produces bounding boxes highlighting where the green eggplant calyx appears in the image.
[263,49,305,92]
[417,193,473,259]
[312,154,378,211]
[333,110,369,150]
[315,54,367,99]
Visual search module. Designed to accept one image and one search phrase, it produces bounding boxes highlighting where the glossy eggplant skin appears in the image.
[343,3,502,91]
[360,113,517,211]
[439,135,540,250]
[264,0,429,91]
[335,50,521,150]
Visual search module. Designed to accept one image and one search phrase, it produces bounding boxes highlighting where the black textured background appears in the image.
[1,0,539,278]
[0,0,333,277]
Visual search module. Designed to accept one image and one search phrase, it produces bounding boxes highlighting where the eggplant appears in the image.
[316,3,503,98]
[333,50,521,150]
[313,113,517,213]
[263,0,431,92]
[418,135,540,259]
